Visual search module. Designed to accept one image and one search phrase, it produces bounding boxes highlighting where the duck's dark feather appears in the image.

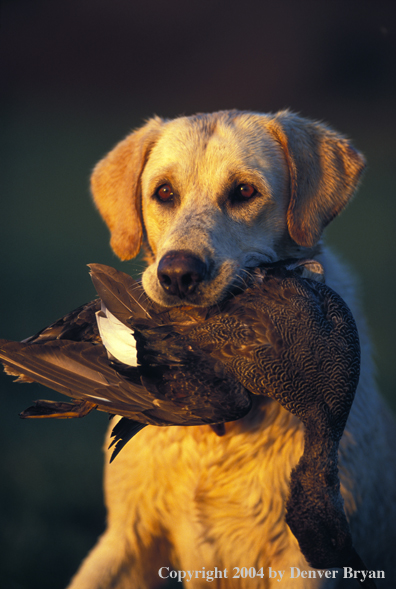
[1,261,375,585]
[1,320,251,426]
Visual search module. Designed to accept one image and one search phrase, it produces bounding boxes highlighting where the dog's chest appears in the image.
[105,405,306,570]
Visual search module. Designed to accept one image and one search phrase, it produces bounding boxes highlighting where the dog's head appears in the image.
[91,110,365,307]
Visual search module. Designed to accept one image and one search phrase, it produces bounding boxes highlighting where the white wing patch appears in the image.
[96,303,138,366]
[88,395,111,403]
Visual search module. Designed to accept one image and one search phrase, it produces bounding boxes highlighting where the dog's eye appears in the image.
[155,184,174,202]
[238,184,257,200]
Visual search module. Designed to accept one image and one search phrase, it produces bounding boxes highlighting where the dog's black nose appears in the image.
[157,251,207,298]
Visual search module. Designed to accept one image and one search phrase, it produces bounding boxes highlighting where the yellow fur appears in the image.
[68,111,396,588]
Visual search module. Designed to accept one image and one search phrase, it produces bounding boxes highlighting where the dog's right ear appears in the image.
[91,117,164,261]
[266,111,366,248]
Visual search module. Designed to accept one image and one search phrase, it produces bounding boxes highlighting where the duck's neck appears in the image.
[285,424,353,570]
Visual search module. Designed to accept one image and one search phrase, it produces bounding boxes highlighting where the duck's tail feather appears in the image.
[109,417,148,462]
[20,398,97,419]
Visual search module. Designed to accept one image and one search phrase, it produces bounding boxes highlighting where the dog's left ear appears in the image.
[91,117,164,260]
[266,111,366,248]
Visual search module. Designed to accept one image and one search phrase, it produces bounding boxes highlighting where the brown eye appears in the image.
[238,184,257,199]
[155,184,174,202]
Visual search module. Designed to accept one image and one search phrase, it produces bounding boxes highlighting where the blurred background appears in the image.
[1,1,395,587]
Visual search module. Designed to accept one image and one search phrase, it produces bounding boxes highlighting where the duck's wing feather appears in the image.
[0,335,251,426]
[22,300,102,344]
[89,264,156,324]
[0,263,251,445]
[0,339,152,414]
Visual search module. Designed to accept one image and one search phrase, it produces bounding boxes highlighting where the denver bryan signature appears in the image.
[158,566,385,583]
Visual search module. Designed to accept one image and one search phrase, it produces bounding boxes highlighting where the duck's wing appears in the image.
[0,334,250,423]
[1,263,251,460]
[0,338,151,414]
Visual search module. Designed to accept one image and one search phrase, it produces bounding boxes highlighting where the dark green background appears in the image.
[1,1,395,587]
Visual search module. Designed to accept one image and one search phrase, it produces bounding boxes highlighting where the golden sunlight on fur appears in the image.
[67,110,396,588]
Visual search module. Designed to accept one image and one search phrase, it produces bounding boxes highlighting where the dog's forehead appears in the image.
[142,112,285,192]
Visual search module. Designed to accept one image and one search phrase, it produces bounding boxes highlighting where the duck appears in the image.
[0,260,376,587]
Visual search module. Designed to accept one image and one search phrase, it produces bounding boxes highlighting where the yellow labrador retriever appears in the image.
[68,111,396,588]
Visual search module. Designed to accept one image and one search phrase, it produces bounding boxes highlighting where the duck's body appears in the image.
[1,260,357,451]
[1,261,375,585]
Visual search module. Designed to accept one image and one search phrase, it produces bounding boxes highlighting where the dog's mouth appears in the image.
[143,249,324,308]
[142,253,238,307]
[220,258,302,300]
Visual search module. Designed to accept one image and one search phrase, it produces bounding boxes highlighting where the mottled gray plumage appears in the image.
[1,261,375,586]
